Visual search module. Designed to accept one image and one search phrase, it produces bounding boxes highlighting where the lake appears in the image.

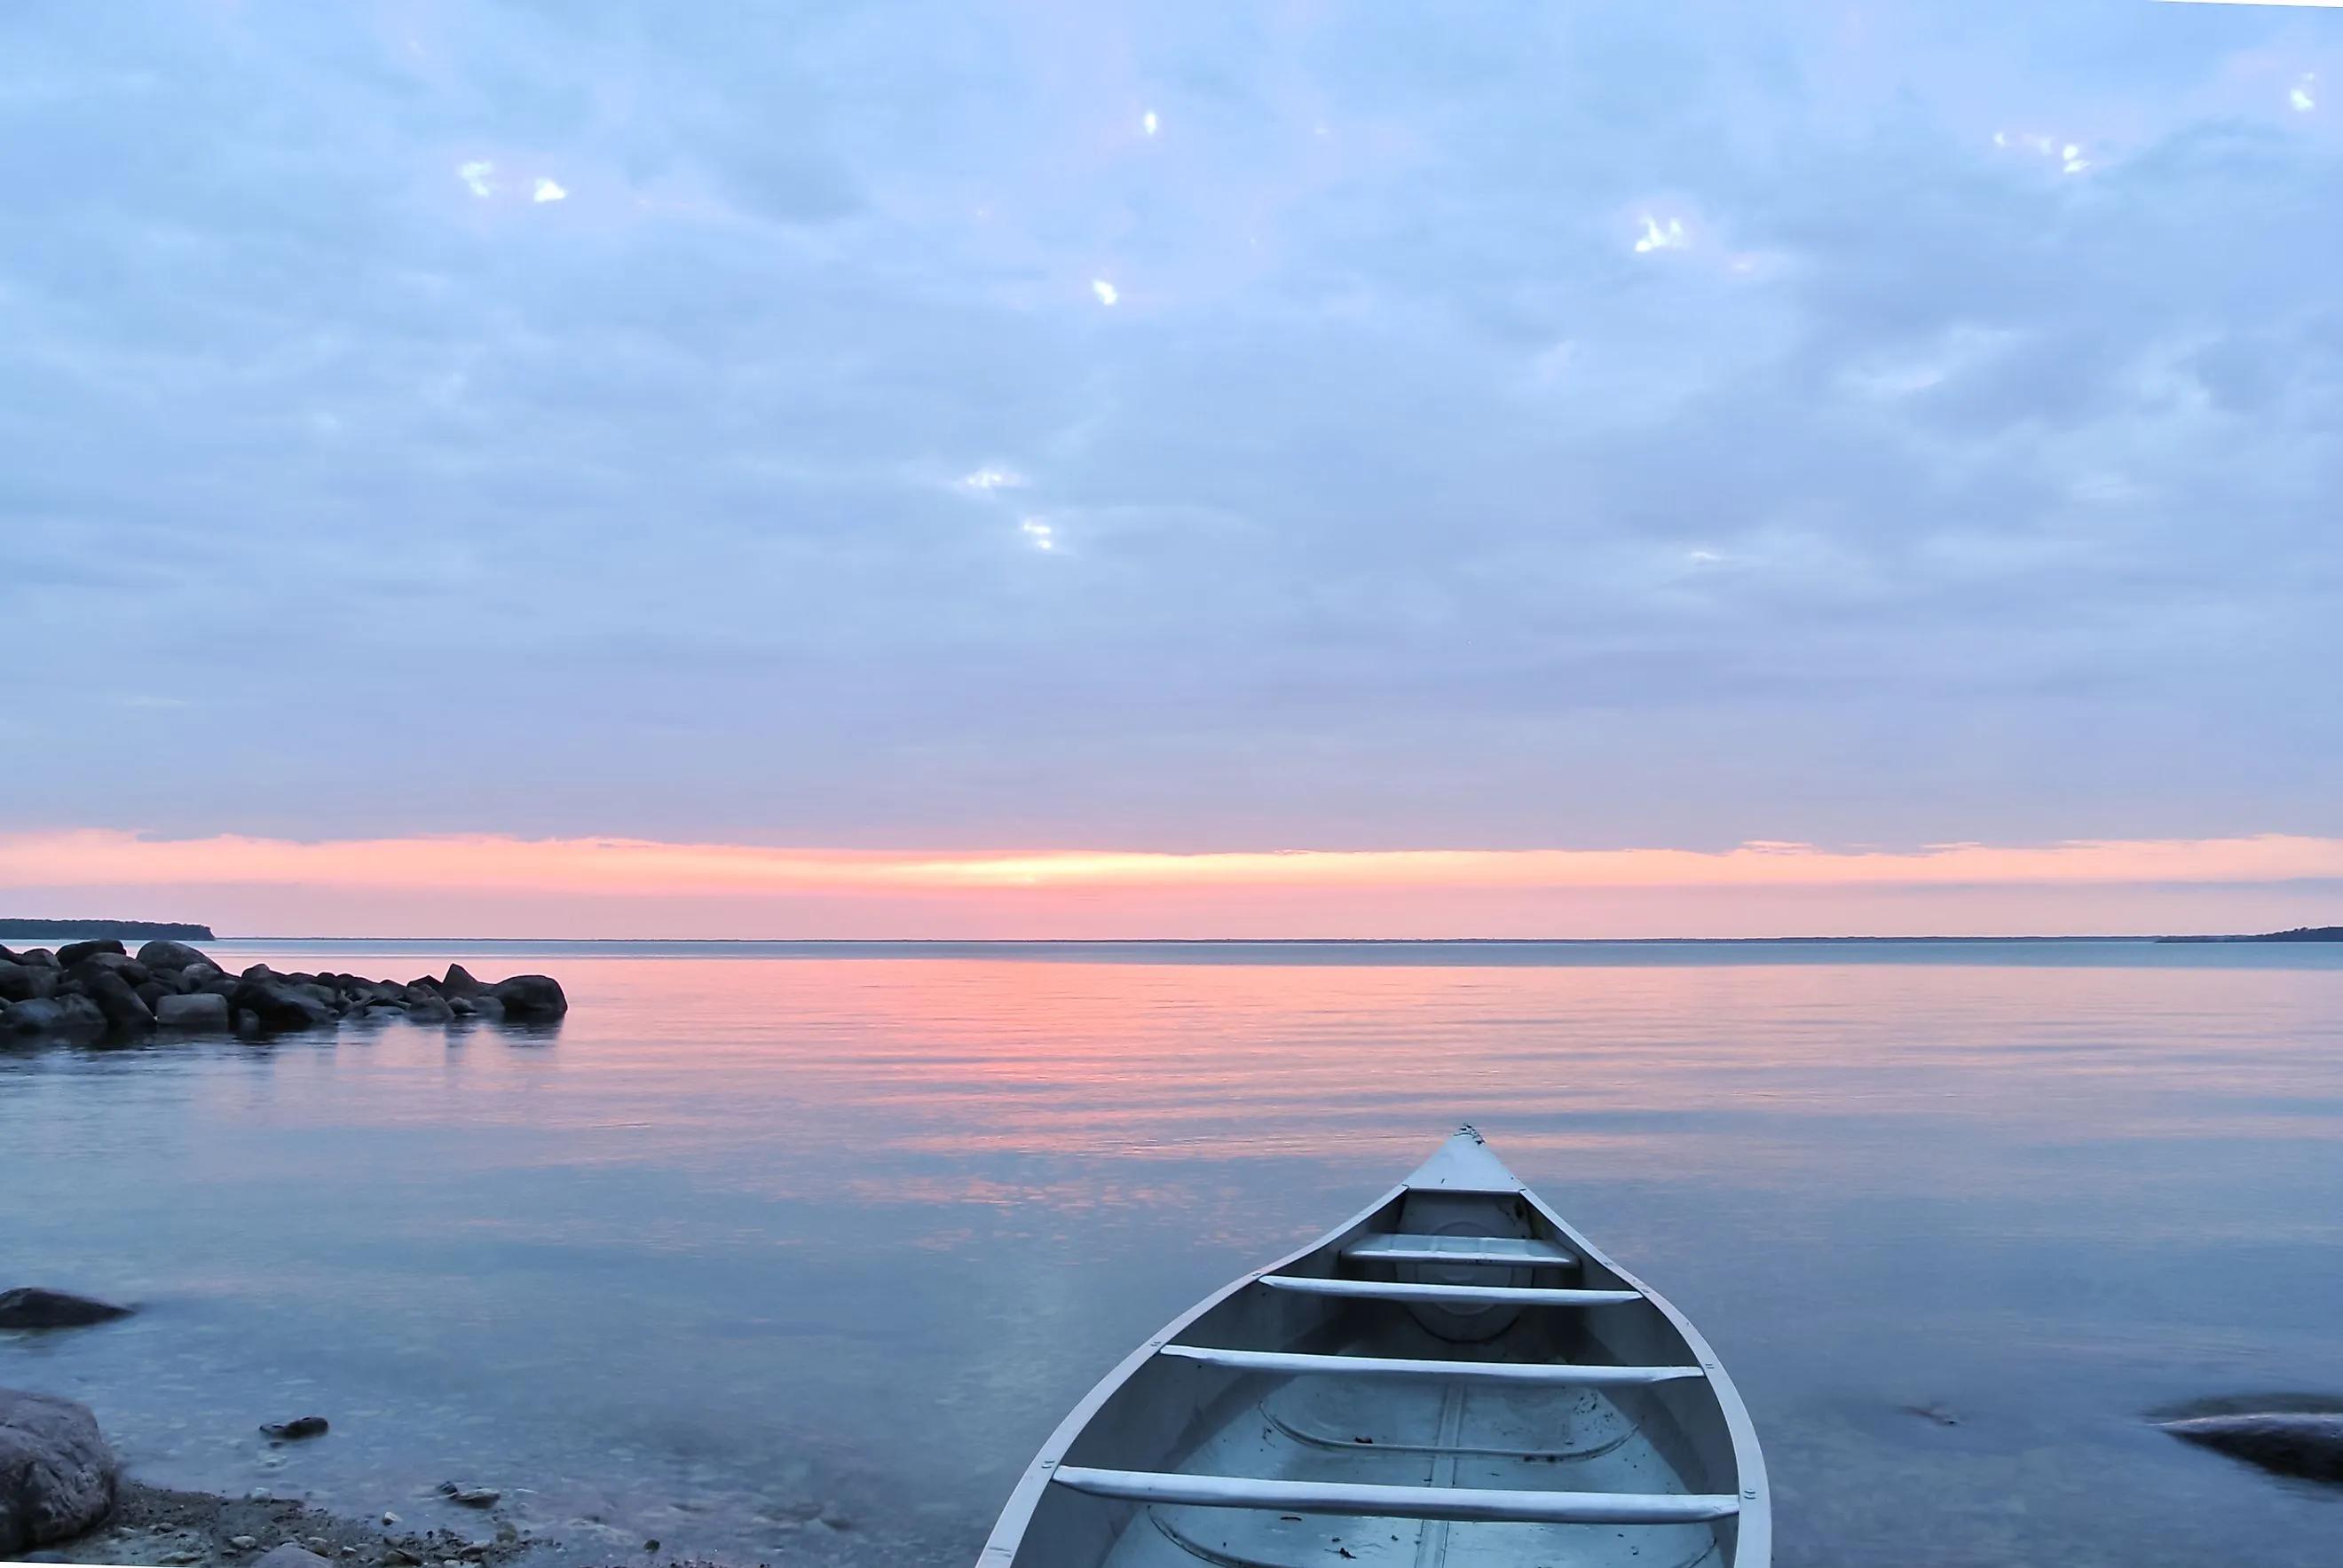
[6,940,2342,1565]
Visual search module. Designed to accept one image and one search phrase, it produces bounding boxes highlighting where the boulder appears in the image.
[54,939,126,966]
[135,940,219,973]
[155,992,232,1031]
[67,953,140,981]
[55,996,106,1035]
[0,944,16,963]
[0,964,58,1004]
[0,1289,134,1330]
[135,981,172,1010]
[2160,1413,2343,1484]
[0,1388,118,1555]
[241,963,279,982]
[440,964,487,999]
[80,970,156,1032]
[491,975,567,1019]
[17,949,59,968]
[177,962,222,991]
[198,973,240,998]
[229,978,335,1032]
[260,1416,328,1441]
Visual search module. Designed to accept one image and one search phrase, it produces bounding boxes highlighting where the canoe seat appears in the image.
[1049,1467,1740,1525]
[1343,1233,1579,1268]
[1258,1276,1639,1306]
[1158,1344,1704,1385]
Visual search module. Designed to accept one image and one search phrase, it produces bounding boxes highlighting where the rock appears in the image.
[439,965,486,1000]
[178,963,223,991]
[135,981,172,1010]
[446,997,477,1017]
[81,970,156,1032]
[0,1288,134,1329]
[67,952,141,981]
[136,941,220,973]
[260,1416,329,1441]
[198,973,240,998]
[54,939,126,966]
[230,1535,260,1551]
[54,996,108,1036]
[0,1388,118,1555]
[155,993,233,1030]
[489,976,565,1020]
[469,997,504,1022]
[18,949,59,968]
[231,979,335,1032]
[0,964,59,1004]
[241,964,279,983]
[254,1547,334,1568]
[406,997,454,1024]
[2160,1412,2343,1484]
[2,999,67,1036]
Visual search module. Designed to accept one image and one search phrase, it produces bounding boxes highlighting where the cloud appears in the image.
[962,466,1026,491]
[1633,215,1687,253]
[2292,75,2318,113]
[0,1,2339,879]
[457,160,495,197]
[1091,279,1120,305]
[532,176,567,203]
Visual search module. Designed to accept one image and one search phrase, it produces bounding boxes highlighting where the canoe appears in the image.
[981,1127,1768,1567]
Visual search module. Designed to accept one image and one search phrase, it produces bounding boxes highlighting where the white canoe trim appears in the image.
[1342,1232,1579,1268]
[1050,1466,1742,1525]
[1258,1275,1642,1306]
[1159,1343,1705,1385]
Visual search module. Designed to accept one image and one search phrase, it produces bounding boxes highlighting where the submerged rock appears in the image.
[0,1288,134,1329]
[260,1416,329,1441]
[0,1387,119,1555]
[2159,1411,2343,1484]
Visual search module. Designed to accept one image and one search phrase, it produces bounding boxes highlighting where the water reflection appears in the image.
[4,943,2342,1565]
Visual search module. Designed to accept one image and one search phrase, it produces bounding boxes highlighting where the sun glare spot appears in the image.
[1634,215,1687,254]
[533,177,568,203]
[1142,110,1160,137]
[457,161,495,197]
[1092,279,1120,306]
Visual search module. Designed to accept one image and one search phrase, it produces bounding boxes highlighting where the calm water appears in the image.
[5,940,2343,1565]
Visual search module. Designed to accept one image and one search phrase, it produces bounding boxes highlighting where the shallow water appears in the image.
[6,940,2343,1564]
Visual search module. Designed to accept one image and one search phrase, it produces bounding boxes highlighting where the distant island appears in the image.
[2157,926,2343,944]
[0,918,216,941]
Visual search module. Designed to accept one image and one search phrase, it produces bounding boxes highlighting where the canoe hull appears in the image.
[982,1131,1769,1568]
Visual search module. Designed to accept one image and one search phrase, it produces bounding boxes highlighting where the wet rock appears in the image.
[232,979,336,1032]
[260,1416,329,1441]
[0,1388,118,1555]
[138,941,221,973]
[0,1288,134,1329]
[230,1534,260,1551]
[2159,1412,2343,1484]
[255,1547,333,1568]
[54,939,126,966]
[489,975,565,1020]
[438,1484,500,1509]
[156,992,233,1030]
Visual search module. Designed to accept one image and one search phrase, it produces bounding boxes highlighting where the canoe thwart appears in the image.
[1049,1466,1741,1525]
[1158,1343,1705,1385]
[1342,1233,1580,1268]
[1258,1275,1641,1306]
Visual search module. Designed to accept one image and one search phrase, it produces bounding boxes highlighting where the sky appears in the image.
[4,0,2342,937]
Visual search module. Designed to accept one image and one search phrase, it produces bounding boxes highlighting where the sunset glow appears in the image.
[5,830,2339,939]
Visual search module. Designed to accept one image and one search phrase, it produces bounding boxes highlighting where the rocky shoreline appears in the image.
[0,941,565,1042]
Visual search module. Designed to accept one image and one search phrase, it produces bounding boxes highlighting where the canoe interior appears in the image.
[992,1145,1763,1568]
